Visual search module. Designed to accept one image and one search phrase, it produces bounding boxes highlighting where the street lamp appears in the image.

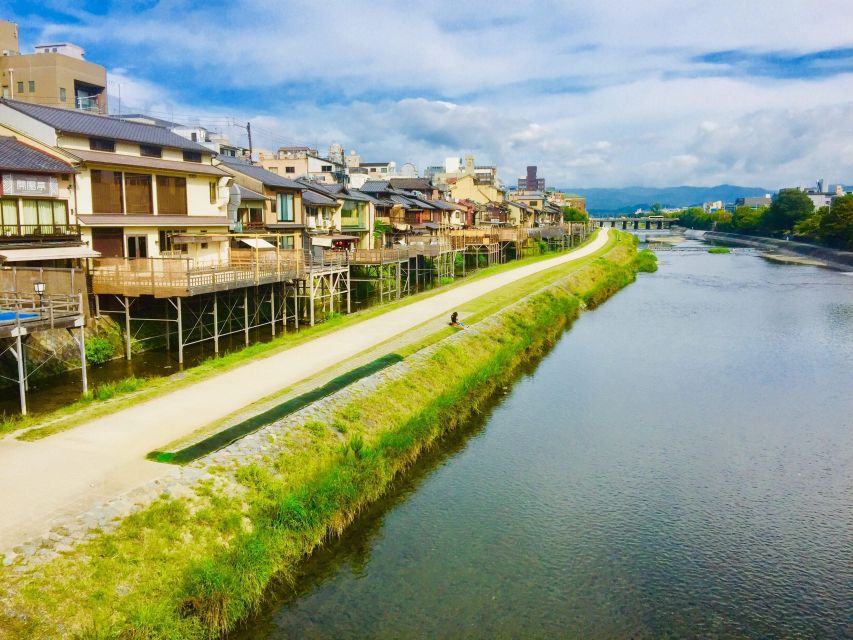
[33,281,45,313]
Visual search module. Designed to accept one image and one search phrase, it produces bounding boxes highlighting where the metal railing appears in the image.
[0,291,83,330]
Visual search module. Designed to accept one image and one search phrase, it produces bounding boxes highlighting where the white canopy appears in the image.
[0,246,101,262]
[238,237,276,249]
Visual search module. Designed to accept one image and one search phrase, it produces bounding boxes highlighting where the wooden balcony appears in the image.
[0,224,82,244]
[0,291,84,338]
[92,250,305,298]
[348,247,412,265]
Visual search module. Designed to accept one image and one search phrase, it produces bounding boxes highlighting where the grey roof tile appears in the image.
[218,156,303,189]
[0,137,74,173]
[1,99,211,152]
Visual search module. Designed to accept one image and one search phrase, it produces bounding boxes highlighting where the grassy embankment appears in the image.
[0,233,654,640]
[5,234,598,442]
[708,247,731,254]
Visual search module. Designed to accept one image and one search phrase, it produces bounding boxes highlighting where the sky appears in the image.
[5,0,853,189]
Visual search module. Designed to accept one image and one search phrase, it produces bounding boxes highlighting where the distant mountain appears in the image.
[558,185,772,214]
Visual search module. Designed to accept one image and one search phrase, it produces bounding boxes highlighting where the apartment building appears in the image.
[258,147,344,184]
[0,20,107,113]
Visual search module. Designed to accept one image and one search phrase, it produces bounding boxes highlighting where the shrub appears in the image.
[85,336,115,366]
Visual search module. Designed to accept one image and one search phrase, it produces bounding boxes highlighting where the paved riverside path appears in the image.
[0,229,612,552]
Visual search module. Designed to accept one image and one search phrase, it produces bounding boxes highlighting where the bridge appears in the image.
[591,217,679,230]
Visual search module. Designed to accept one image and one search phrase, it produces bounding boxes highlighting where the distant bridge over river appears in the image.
[591,217,679,230]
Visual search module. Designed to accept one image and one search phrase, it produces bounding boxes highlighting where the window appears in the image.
[16,81,22,94]
[209,180,217,204]
[276,193,294,222]
[285,166,295,174]
[0,199,18,235]
[191,133,197,142]
[124,173,153,214]
[140,144,162,158]
[182,150,201,163]
[90,138,116,152]
[91,169,124,213]
[158,228,187,253]
[268,167,279,174]
[321,165,332,172]
[126,235,148,258]
[28,80,34,93]
[279,235,294,250]
[156,175,187,214]
[59,87,66,102]
[369,167,376,173]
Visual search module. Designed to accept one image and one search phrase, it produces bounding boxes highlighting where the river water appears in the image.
[234,240,853,639]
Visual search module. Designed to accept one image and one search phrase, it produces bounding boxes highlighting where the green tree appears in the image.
[732,205,766,233]
[764,189,814,232]
[561,206,588,222]
[793,206,825,241]
[818,194,853,249]
[650,203,663,215]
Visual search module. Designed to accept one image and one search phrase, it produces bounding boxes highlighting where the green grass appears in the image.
[0,231,645,640]
[708,247,731,254]
[13,231,600,442]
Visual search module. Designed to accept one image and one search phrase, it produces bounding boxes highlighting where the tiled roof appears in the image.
[359,180,391,194]
[389,178,433,191]
[218,156,303,190]
[236,184,267,201]
[0,137,74,173]
[69,149,227,176]
[0,99,211,152]
[302,189,338,206]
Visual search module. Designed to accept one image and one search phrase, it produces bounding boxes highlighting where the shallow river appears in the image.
[235,241,853,639]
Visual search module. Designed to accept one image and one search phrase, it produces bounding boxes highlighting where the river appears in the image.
[233,240,853,639]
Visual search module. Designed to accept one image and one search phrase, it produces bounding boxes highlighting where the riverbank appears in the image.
[0,233,653,639]
[697,230,853,269]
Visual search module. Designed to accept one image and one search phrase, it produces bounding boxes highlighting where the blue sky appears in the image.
[4,0,853,188]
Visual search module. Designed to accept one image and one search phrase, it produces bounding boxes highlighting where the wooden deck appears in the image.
[0,292,84,338]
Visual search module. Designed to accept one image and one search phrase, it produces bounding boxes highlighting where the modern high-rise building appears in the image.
[0,19,107,113]
[518,165,545,190]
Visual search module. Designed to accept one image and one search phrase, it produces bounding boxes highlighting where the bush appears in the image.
[85,336,115,366]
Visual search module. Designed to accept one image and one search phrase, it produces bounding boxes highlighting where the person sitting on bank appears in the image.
[449,311,466,329]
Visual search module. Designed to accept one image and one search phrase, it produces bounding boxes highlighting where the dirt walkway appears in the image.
[0,229,611,552]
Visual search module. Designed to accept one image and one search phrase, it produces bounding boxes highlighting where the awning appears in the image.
[238,237,276,249]
[0,245,101,262]
[424,222,441,230]
[311,234,358,248]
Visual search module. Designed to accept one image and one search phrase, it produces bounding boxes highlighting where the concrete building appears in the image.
[0,20,107,113]
[518,165,545,191]
[258,147,344,184]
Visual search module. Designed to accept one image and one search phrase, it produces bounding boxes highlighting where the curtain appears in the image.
[124,173,153,214]
[1,199,17,235]
[53,200,68,226]
[156,176,187,215]
[21,199,38,230]
[277,193,293,222]
[91,169,123,213]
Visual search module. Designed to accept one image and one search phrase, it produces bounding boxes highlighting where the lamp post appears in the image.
[34,280,45,315]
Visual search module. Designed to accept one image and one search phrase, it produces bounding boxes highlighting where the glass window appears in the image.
[1,199,18,235]
[279,235,294,250]
[285,167,295,173]
[16,81,22,94]
[124,173,153,214]
[209,180,217,204]
[182,150,201,163]
[21,199,38,230]
[156,175,187,215]
[52,200,68,226]
[37,200,53,227]
[90,138,116,152]
[140,144,162,158]
[277,193,294,222]
[59,87,66,102]
[28,80,35,93]
[91,169,124,213]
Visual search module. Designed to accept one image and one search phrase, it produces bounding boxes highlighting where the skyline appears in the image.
[5,0,853,189]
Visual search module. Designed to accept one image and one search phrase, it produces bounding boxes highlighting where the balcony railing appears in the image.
[0,224,82,243]
[92,250,305,298]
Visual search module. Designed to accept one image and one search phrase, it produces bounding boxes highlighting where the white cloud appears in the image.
[32,0,853,187]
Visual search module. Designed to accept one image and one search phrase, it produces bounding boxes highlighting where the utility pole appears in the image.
[246,121,253,161]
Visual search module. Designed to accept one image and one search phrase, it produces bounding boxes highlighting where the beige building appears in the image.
[0,98,232,262]
[258,147,344,184]
[449,173,506,205]
[0,20,107,113]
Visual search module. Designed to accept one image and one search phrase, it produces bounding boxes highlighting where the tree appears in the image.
[561,206,588,222]
[793,206,825,241]
[650,203,663,215]
[818,194,853,249]
[732,205,766,233]
[764,189,814,232]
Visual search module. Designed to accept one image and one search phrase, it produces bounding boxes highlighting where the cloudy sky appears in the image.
[5,0,853,188]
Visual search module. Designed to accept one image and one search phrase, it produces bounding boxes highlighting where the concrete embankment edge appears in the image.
[699,230,853,269]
